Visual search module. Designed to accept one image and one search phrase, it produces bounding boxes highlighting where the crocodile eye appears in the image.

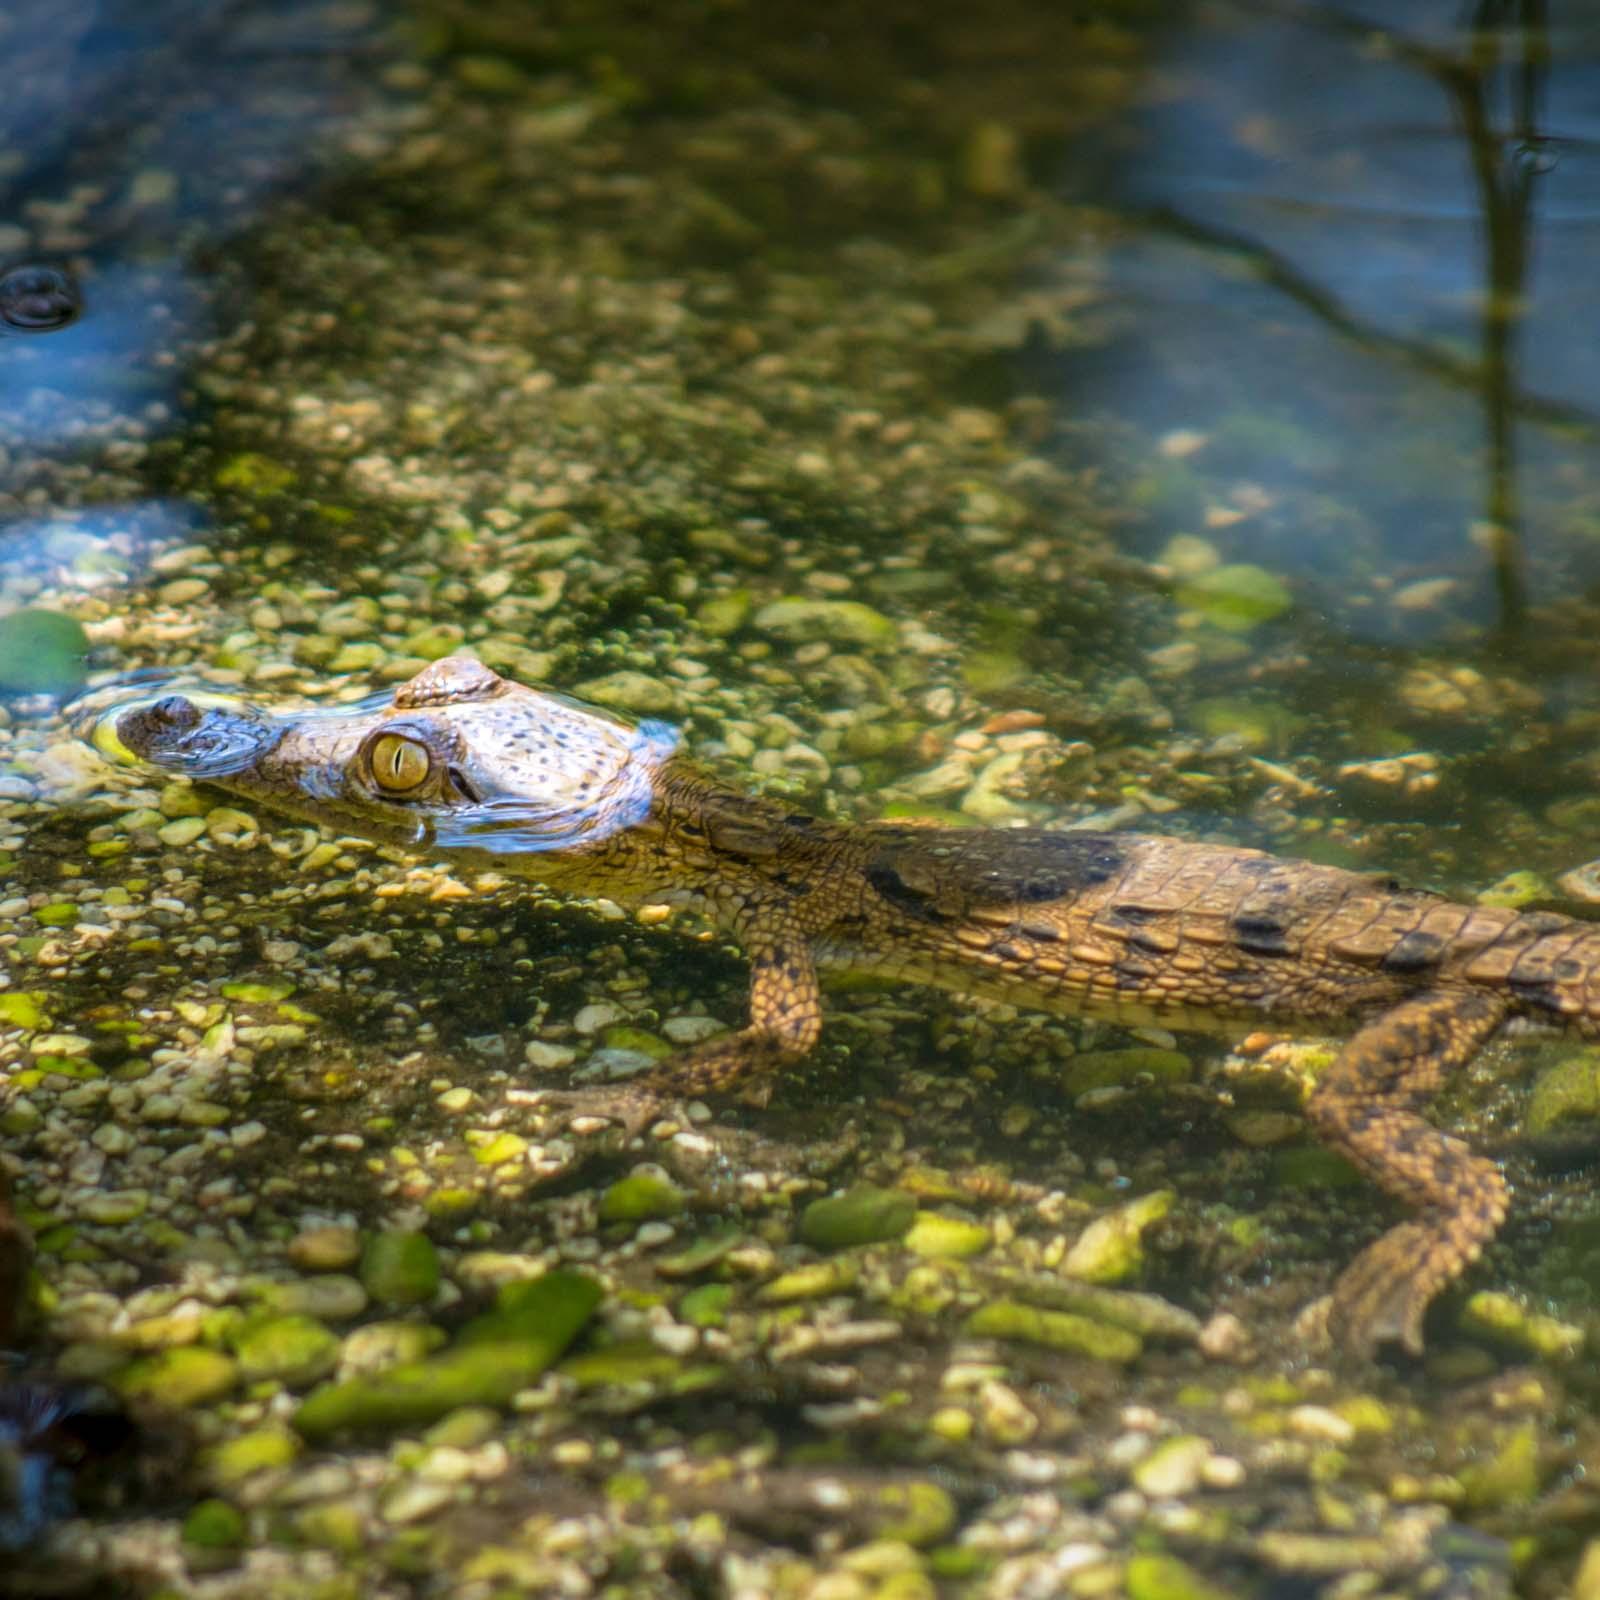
[368,733,431,793]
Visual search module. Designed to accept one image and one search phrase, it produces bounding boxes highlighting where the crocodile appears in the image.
[83,654,1596,1355]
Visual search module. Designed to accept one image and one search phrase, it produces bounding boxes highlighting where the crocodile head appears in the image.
[84,655,680,861]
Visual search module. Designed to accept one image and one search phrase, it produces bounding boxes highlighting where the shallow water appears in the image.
[3,3,1600,1596]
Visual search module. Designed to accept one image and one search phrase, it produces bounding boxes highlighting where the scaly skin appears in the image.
[86,655,1596,1355]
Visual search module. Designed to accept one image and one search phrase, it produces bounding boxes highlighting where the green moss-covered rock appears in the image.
[963,1300,1142,1364]
[799,1185,916,1250]
[598,1170,685,1223]
[230,1313,341,1387]
[214,451,296,495]
[869,1481,958,1547]
[0,993,48,1030]
[1062,1047,1191,1098]
[1459,1421,1542,1510]
[903,1212,991,1259]
[1527,1052,1600,1135]
[360,1230,441,1306]
[1460,1291,1583,1362]
[757,1258,859,1302]
[753,597,898,649]
[0,608,89,694]
[1477,870,1556,909]
[678,1283,733,1327]
[203,1426,301,1489]
[1124,1553,1238,1600]
[116,1346,238,1407]
[1061,1190,1174,1283]
[294,1270,600,1438]
[182,1497,247,1549]
[1176,564,1292,633]
[574,671,682,715]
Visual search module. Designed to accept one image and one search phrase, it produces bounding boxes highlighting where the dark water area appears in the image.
[5,5,1600,1597]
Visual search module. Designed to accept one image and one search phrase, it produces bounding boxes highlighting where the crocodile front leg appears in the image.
[538,921,824,1137]
[1303,989,1509,1356]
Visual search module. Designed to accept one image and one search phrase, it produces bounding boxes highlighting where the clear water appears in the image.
[4,2,1600,1591]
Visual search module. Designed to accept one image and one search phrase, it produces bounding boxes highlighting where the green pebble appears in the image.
[1062,1048,1191,1097]
[423,1406,503,1450]
[116,1346,239,1407]
[971,1266,1200,1341]
[204,1426,301,1488]
[963,1300,1142,1364]
[574,671,682,716]
[340,1320,448,1374]
[214,451,296,494]
[600,1025,673,1059]
[0,993,48,1029]
[182,1498,247,1549]
[695,590,753,637]
[1061,1190,1174,1283]
[1124,1553,1238,1600]
[1460,1291,1584,1362]
[0,609,89,694]
[404,625,466,661]
[157,815,207,847]
[255,1274,368,1321]
[869,1481,957,1547]
[1458,1420,1541,1510]
[361,1230,441,1306]
[294,1271,599,1438]
[799,1185,916,1250]
[467,1130,527,1166]
[230,1314,341,1387]
[559,1341,691,1389]
[757,1258,859,1302]
[752,597,898,649]
[598,1171,685,1224]
[1175,563,1293,633]
[292,1500,366,1554]
[903,1212,991,1259]
[220,981,295,1004]
[678,1283,732,1328]
[79,1191,147,1225]
[1527,1051,1600,1135]
[1192,695,1303,753]
[1478,870,1554,909]
[655,1224,743,1278]
[33,902,79,928]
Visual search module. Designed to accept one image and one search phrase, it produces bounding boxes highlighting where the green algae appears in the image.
[115,1346,239,1408]
[1175,563,1293,633]
[0,608,89,694]
[963,1300,1142,1363]
[230,1313,342,1387]
[294,1271,600,1438]
[1062,1047,1191,1097]
[598,1170,686,1223]
[1061,1190,1174,1283]
[799,1185,916,1250]
[360,1230,441,1306]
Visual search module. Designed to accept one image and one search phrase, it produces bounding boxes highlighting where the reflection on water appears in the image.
[1064,0,1600,637]
[0,0,396,671]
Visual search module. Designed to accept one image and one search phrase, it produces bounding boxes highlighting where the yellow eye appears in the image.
[368,733,430,793]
